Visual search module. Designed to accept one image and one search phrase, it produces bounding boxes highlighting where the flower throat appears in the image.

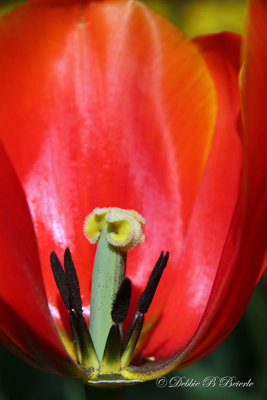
[50,207,169,383]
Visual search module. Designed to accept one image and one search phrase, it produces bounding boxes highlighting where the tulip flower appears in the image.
[0,0,266,388]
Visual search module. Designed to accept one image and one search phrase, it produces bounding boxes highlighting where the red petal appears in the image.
[241,0,267,217]
[243,0,267,287]
[0,143,73,373]
[141,33,243,359]
[172,7,267,366]
[0,0,217,332]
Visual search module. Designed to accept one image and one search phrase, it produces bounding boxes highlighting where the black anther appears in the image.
[50,251,70,310]
[64,248,83,316]
[50,248,83,316]
[137,251,169,314]
[111,278,132,324]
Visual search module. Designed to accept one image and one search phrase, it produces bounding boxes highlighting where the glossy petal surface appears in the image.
[0,143,72,373]
[0,0,216,342]
[141,32,242,359]
[176,13,267,367]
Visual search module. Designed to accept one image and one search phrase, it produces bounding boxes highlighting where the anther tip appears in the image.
[164,251,169,260]
[64,247,71,257]
[50,251,58,264]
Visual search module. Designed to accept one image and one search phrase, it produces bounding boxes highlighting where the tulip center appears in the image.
[50,207,169,384]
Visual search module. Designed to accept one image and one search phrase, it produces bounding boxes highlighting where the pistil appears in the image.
[89,224,126,362]
[83,207,145,363]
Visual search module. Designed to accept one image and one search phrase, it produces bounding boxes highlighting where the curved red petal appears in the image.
[0,142,72,373]
[141,33,243,359]
[178,203,267,368]
[171,8,267,366]
[0,0,217,333]
[241,0,267,218]
[0,330,42,369]
[244,0,267,287]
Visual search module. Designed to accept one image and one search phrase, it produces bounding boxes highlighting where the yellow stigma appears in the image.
[84,207,145,251]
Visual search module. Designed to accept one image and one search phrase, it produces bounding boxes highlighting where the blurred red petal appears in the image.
[241,0,267,219]
[0,0,217,335]
[243,0,267,294]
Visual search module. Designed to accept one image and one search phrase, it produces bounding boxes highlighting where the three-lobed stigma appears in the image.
[83,207,145,251]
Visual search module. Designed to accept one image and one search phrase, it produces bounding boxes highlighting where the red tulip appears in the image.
[0,0,266,385]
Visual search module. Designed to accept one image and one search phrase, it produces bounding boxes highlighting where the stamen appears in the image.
[111,277,132,324]
[64,248,83,316]
[100,324,121,373]
[120,252,169,367]
[150,251,164,277]
[50,251,70,310]
[121,311,144,369]
[69,310,82,364]
[137,252,169,314]
[75,313,99,369]
[50,249,99,369]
